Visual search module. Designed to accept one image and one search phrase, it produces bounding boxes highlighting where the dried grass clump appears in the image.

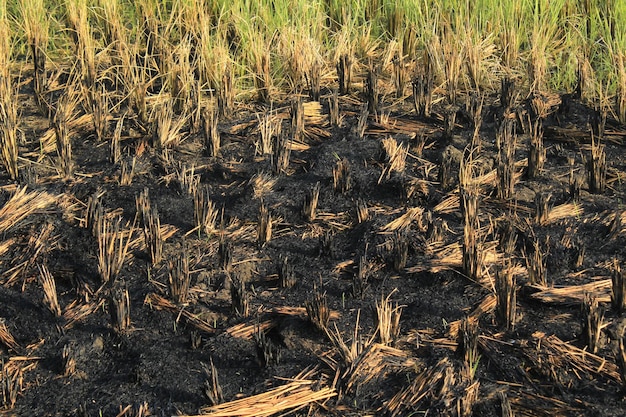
[581,294,604,354]
[257,110,282,156]
[193,185,218,237]
[62,344,76,377]
[0,187,56,235]
[379,137,408,183]
[97,216,135,284]
[355,106,369,139]
[137,188,162,264]
[202,106,220,157]
[38,264,61,317]
[0,72,19,181]
[192,369,335,417]
[374,291,402,346]
[461,185,482,281]
[53,89,80,179]
[0,319,20,353]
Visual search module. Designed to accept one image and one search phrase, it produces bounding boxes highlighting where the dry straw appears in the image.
[187,370,335,417]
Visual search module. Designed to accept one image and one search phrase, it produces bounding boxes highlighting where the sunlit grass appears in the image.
[2,0,625,112]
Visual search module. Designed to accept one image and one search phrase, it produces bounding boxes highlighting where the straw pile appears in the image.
[184,370,336,417]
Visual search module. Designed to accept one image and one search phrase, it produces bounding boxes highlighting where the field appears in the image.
[2,0,626,416]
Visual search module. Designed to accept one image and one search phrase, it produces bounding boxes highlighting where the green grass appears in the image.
[4,0,626,108]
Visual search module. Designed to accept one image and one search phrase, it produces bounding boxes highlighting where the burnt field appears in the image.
[2,69,626,417]
[3,1,626,416]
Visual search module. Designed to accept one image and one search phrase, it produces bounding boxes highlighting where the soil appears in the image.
[2,73,626,417]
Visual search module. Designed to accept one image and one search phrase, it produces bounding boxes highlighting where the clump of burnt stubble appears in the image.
[278,255,296,289]
[498,220,518,256]
[391,231,409,272]
[318,231,335,258]
[496,118,516,200]
[581,294,604,354]
[194,185,218,237]
[355,105,369,139]
[393,54,405,98]
[255,327,282,367]
[168,248,191,305]
[443,106,457,141]
[527,116,545,179]
[229,273,249,318]
[337,54,352,95]
[458,316,480,380]
[302,182,320,222]
[534,192,551,225]
[62,344,76,377]
[461,185,482,282]
[272,130,291,175]
[305,287,330,332]
[568,157,582,202]
[218,64,233,118]
[97,216,135,285]
[587,136,607,194]
[523,237,547,286]
[611,259,626,313]
[333,158,351,194]
[356,199,369,224]
[291,96,304,142]
[438,149,455,192]
[257,109,281,156]
[109,286,131,333]
[352,254,370,299]
[53,88,79,179]
[137,188,162,264]
[379,137,408,183]
[365,64,379,114]
[495,263,516,330]
[500,77,515,111]
[257,201,272,246]
[118,157,136,186]
[306,61,321,101]
[412,58,433,118]
[328,88,341,127]
[218,235,233,272]
[110,113,125,164]
[202,358,223,406]
[202,105,220,157]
